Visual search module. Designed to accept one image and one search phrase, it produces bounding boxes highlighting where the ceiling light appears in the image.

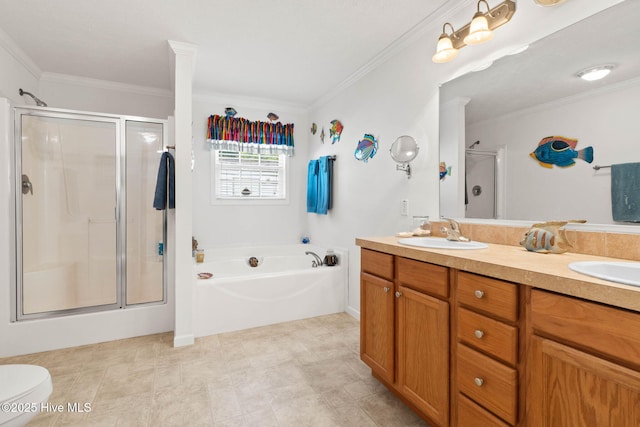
[432,0,516,63]
[432,23,459,63]
[464,1,494,45]
[576,65,615,81]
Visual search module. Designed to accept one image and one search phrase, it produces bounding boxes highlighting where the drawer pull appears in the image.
[395,291,403,298]
[474,290,485,299]
[474,329,485,339]
[474,377,484,387]
[383,287,390,293]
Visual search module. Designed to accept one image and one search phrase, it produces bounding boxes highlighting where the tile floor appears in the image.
[1,313,430,427]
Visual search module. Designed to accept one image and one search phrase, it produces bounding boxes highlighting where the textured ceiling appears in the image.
[0,0,456,106]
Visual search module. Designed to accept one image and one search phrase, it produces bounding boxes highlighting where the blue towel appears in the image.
[153,152,175,210]
[611,162,640,222]
[306,160,319,213]
[316,156,331,214]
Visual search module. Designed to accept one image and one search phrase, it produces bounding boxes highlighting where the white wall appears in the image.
[467,79,640,224]
[307,0,621,317]
[191,94,309,248]
[39,73,173,119]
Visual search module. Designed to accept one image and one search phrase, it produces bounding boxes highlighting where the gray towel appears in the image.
[611,162,640,222]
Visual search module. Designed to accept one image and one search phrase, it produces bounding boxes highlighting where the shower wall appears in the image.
[21,115,117,314]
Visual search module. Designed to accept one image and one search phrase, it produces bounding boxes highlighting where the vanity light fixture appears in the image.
[465,0,494,45]
[432,0,516,63]
[576,64,615,82]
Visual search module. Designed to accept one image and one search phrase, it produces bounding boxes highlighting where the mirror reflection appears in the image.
[439,1,640,225]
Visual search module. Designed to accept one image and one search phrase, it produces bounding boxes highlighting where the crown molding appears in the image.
[40,72,173,98]
[0,27,42,80]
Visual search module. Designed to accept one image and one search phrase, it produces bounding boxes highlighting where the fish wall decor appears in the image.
[520,219,586,254]
[320,127,325,143]
[224,107,237,118]
[354,134,378,163]
[310,123,317,135]
[329,120,343,144]
[439,162,452,181]
[530,136,594,168]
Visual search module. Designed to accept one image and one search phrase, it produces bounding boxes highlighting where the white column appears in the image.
[168,40,197,347]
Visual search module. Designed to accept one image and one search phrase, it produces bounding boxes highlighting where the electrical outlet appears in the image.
[401,199,408,216]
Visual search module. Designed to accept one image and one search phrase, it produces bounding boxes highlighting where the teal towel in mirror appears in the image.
[611,162,640,222]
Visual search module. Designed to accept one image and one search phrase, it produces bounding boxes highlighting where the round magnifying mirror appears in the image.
[390,135,419,164]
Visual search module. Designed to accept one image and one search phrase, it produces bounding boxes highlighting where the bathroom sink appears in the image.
[398,237,488,250]
[568,261,640,287]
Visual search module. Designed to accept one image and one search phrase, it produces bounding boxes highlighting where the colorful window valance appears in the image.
[207,114,295,156]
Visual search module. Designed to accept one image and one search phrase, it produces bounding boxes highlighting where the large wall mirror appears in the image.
[439,1,640,227]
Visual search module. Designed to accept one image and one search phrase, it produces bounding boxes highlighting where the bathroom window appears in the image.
[212,150,287,203]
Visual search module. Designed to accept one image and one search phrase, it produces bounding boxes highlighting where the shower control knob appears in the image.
[474,290,485,299]
[395,291,402,298]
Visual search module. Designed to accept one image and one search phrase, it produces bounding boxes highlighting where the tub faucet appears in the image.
[305,251,323,267]
[440,218,470,242]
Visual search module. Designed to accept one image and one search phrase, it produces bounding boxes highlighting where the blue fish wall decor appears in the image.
[530,136,594,168]
[354,134,378,163]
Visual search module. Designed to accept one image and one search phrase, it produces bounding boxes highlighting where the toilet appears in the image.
[0,365,52,427]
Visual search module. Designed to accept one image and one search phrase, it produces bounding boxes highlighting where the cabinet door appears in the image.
[397,285,449,426]
[360,272,395,383]
[528,336,640,427]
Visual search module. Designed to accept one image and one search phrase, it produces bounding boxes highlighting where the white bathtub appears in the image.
[193,244,347,337]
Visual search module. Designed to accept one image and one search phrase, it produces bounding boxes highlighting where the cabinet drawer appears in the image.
[361,248,394,280]
[458,272,518,322]
[531,289,640,368]
[397,257,449,299]
[457,344,517,425]
[458,394,510,427]
[458,307,518,366]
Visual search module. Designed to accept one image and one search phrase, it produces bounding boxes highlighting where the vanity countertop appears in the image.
[356,236,640,313]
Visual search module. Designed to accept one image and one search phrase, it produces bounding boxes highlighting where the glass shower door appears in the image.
[18,113,120,316]
[125,120,165,305]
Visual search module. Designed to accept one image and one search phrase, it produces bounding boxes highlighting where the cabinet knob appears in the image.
[474,329,485,339]
[474,290,485,299]
[395,291,403,298]
[383,287,390,293]
[474,377,484,387]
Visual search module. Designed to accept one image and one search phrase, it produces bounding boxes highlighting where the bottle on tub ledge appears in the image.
[324,249,338,266]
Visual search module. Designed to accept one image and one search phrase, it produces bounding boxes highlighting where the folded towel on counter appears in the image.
[153,151,175,210]
[611,162,640,222]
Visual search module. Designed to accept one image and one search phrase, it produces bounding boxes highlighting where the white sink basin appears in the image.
[398,237,488,250]
[568,261,640,287]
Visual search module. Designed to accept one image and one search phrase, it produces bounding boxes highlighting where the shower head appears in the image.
[468,140,480,149]
[18,88,47,107]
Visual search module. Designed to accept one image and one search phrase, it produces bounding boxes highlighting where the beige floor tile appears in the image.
[15,313,435,427]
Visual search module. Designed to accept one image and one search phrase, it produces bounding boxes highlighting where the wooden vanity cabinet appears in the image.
[527,289,640,427]
[360,249,395,384]
[360,250,450,427]
[454,271,521,427]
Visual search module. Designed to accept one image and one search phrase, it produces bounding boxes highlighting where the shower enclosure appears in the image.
[12,107,167,320]
[465,150,497,219]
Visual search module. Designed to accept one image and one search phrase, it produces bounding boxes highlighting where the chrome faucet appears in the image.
[305,251,323,267]
[440,218,470,242]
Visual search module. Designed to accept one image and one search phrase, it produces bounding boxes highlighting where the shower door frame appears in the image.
[11,106,168,321]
